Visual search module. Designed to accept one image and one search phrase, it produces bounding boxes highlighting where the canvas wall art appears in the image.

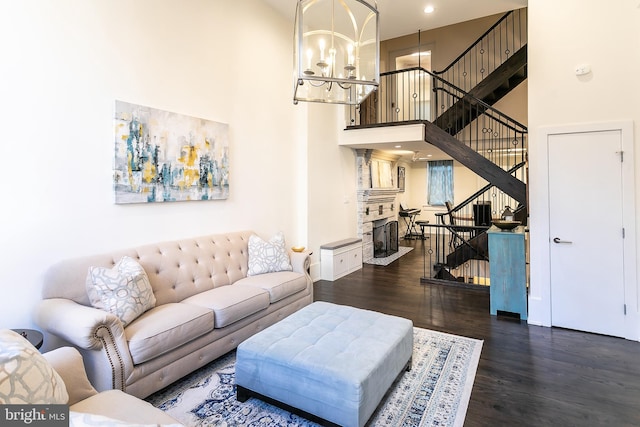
[113,101,229,204]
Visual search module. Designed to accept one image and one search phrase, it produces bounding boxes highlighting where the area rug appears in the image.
[364,246,414,266]
[146,327,483,427]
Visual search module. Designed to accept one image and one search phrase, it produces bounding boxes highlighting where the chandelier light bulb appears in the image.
[293,0,379,105]
[305,49,315,75]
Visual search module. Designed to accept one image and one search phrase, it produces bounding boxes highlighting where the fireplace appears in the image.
[373,220,399,258]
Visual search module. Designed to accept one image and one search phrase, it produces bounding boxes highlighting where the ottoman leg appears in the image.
[236,385,250,403]
[236,384,341,427]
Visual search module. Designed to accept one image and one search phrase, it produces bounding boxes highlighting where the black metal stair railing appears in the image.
[433,8,527,94]
[430,74,528,191]
[444,161,527,224]
[419,223,491,287]
[419,166,526,286]
[349,67,528,181]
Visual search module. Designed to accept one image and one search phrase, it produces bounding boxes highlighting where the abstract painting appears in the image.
[114,101,229,204]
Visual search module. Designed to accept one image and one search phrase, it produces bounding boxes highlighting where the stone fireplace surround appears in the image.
[356,149,400,262]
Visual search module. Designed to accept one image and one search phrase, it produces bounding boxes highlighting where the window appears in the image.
[427,160,453,206]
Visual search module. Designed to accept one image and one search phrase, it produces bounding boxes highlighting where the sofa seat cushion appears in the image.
[235,272,307,303]
[125,303,214,365]
[182,286,270,328]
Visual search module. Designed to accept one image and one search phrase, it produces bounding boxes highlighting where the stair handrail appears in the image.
[434,10,519,75]
[432,8,527,93]
[448,161,526,215]
[431,83,528,134]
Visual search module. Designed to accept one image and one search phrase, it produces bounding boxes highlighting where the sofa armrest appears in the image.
[34,299,122,350]
[34,298,134,393]
[43,347,97,405]
[289,251,311,275]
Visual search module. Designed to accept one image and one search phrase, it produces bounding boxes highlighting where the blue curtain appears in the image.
[427,160,453,206]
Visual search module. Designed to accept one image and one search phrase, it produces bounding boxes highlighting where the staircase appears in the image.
[433,46,527,135]
[441,165,527,271]
[468,45,527,106]
[347,8,528,284]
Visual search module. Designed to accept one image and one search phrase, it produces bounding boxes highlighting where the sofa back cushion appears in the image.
[43,231,253,306]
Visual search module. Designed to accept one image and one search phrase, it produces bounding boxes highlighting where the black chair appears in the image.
[443,201,473,249]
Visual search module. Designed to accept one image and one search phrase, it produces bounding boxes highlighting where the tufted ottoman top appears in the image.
[236,301,413,427]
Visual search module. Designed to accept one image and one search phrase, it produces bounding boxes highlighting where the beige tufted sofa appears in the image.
[33,231,312,399]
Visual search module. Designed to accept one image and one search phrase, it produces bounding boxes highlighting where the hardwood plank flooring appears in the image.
[313,239,640,426]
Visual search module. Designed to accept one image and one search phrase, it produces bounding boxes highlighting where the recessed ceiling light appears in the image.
[395,145,402,148]
[424,5,435,14]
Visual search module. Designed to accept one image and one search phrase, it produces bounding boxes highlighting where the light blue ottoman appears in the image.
[236,301,413,427]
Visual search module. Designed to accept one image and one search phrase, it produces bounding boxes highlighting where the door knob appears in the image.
[553,237,572,244]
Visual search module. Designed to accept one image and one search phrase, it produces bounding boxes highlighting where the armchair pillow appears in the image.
[0,329,69,404]
[86,256,156,327]
[247,233,292,276]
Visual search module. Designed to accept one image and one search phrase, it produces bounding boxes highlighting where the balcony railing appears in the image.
[349,67,528,173]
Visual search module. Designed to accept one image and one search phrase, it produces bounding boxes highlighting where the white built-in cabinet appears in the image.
[320,238,363,281]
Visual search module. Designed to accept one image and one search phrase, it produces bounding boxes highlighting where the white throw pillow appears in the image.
[0,329,69,404]
[86,256,156,327]
[247,233,293,276]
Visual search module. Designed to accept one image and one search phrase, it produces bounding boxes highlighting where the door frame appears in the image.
[529,120,638,340]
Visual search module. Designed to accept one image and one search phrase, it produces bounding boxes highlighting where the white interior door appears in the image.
[548,130,626,337]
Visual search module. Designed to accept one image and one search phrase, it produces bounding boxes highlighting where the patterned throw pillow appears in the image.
[86,256,156,327]
[247,233,293,276]
[0,329,69,404]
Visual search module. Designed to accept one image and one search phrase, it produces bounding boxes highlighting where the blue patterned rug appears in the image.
[146,328,483,427]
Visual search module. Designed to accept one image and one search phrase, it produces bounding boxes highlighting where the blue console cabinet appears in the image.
[488,225,527,320]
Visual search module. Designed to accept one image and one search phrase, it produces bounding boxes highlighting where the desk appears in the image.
[399,208,420,239]
[12,328,43,349]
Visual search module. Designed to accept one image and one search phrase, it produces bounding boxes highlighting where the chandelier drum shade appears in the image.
[293,0,379,105]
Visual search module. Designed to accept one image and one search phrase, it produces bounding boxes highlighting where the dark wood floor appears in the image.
[313,239,640,427]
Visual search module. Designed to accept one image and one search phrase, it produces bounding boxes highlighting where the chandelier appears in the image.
[293,0,379,105]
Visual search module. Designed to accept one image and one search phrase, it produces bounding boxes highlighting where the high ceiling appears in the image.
[262,0,528,161]
[262,0,527,41]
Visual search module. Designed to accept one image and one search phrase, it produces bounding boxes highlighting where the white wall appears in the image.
[306,104,358,277]
[528,0,640,332]
[0,0,307,331]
